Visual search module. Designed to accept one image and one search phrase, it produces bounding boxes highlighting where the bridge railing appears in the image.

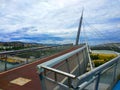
[37,44,120,90]
[73,55,120,90]
[37,45,90,90]
[0,45,71,72]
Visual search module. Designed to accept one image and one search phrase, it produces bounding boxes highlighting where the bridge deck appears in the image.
[0,46,79,90]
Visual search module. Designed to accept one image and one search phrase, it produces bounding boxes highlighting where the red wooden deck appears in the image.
[0,47,79,90]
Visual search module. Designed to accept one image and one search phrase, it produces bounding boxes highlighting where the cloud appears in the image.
[0,0,120,44]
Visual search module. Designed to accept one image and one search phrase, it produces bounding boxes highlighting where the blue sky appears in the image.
[0,0,120,44]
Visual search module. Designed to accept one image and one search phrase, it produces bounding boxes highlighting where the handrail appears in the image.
[41,65,76,79]
[0,45,63,55]
[37,45,87,73]
[73,55,120,88]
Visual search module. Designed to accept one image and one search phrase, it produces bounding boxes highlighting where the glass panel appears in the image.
[56,61,69,73]
[0,46,70,72]
[98,65,115,90]
[68,55,79,75]
[116,60,120,80]
[44,78,57,90]
[84,80,95,90]
[44,75,69,90]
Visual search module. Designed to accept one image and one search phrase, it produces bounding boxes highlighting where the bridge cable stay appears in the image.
[84,20,120,49]
[85,25,117,53]
[83,20,120,54]
[82,21,94,70]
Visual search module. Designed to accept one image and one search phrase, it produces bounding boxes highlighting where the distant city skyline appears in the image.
[0,0,120,45]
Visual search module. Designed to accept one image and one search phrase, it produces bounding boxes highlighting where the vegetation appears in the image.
[0,41,43,51]
[0,58,23,64]
[90,53,117,67]
[0,46,34,51]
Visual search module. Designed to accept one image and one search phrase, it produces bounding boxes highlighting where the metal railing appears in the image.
[73,55,120,90]
[37,45,90,90]
[0,45,72,72]
[37,44,120,90]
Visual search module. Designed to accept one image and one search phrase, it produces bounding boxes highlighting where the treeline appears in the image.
[0,41,43,51]
[0,46,26,51]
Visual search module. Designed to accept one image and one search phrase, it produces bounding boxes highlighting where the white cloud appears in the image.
[38,39,74,44]
[0,0,120,44]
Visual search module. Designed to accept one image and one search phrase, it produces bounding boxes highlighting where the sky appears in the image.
[0,0,120,45]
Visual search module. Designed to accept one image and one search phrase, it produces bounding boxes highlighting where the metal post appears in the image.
[26,55,29,64]
[66,59,70,73]
[94,73,101,90]
[39,73,47,90]
[54,72,57,81]
[5,54,7,71]
[68,77,72,88]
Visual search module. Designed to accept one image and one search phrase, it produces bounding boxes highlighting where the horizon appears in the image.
[0,0,120,45]
[0,41,120,46]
